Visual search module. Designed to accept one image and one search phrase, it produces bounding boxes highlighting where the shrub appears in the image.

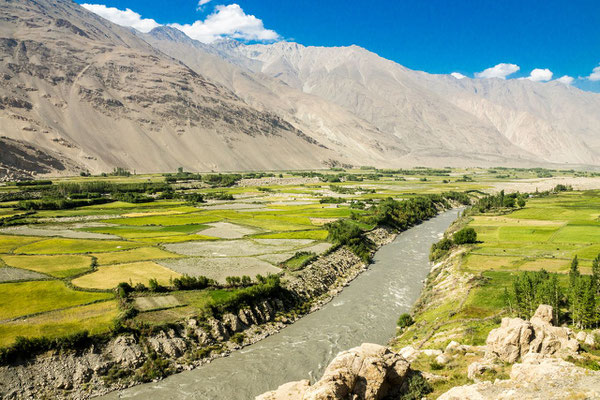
[148,278,166,293]
[397,313,414,329]
[230,332,245,345]
[400,372,433,400]
[453,227,477,245]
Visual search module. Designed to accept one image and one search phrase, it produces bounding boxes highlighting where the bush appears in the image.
[400,372,433,400]
[172,275,213,290]
[230,332,245,345]
[397,313,414,329]
[453,227,477,245]
[148,278,166,292]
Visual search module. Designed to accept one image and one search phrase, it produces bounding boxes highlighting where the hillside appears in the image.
[0,0,336,176]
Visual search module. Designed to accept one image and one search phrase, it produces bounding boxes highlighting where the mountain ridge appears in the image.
[0,0,599,177]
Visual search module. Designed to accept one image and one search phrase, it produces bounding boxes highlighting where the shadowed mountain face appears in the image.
[0,0,599,176]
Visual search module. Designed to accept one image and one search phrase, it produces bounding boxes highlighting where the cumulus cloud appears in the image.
[525,68,553,82]
[451,72,466,80]
[556,75,574,85]
[475,63,520,79]
[170,4,279,43]
[82,3,279,43]
[81,4,160,33]
[587,65,600,81]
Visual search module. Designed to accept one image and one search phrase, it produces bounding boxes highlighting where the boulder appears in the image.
[256,343,411,400]
[439,354,600,399]
[435,354,451,365]
[108,335,144,368]
[398,346,419,361]
[256,380,311,400]
[467,361,488,381]
[576,331,587,342]
[148,329,187,358]
[486,305,578,363]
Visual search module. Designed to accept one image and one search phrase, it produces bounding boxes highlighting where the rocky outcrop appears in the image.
[439,352,600,400]
[485,305,579,363]
[256,343,412,400]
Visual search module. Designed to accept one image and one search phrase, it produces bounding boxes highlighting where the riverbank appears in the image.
[0,221,403,399]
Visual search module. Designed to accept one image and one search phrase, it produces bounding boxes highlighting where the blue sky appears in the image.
[76,0,600,91]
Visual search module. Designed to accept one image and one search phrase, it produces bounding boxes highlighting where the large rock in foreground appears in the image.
[486,305,579,363]
[256,343,411,400]
[439,352,600,400]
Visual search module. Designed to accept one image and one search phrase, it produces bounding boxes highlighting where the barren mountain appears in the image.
[220,41,600,166]
[1,0,599,176]
[0,0,338,176]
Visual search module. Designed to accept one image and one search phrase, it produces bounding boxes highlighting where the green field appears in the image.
[15,238,142,255]
[1,254,92,278]
[0,281,113,320]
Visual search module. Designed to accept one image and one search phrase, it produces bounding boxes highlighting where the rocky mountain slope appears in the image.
[221,41,600,166]
[0,0,336,175]
[1,0,600,176]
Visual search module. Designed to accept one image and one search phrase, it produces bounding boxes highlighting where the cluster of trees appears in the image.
[325,219,374,262]
[326,193,469,262]
[429,227,478,261]
[472,190,527,213]
[506,255,600,329]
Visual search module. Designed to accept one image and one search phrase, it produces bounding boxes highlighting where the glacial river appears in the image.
[102,209,460,400]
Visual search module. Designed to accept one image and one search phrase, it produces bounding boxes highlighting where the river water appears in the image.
[102,209,460,400]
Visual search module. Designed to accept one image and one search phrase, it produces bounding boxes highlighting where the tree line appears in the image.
[506,254,600,329]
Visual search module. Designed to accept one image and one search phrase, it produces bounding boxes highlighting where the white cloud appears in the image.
[169,4,279,43]
[475,63,520,79]
[197,0,212,10]
[451,72,466,80]
[526,68,553,82]
[556,75,574,85]
[81,4,160,33]
[82,3,279,43]
[587,65,600,81]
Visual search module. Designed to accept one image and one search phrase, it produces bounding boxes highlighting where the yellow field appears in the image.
[72,261,181,289]
[93,247,181,265]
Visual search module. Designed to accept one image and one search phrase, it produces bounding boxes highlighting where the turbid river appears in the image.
[102,209,460,400]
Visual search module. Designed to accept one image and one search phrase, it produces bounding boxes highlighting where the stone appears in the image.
[485,305,578,363]
[257,343,411,400]
[467,362,488,380]
[585,332,596,347]
[435,354,451,365]
[256,380,311,400]
[445,341,462,353]
[108,335,144,368]
[421,349,443,357]
[576,331,587,342]
[148,329,187,358]
[531,304,554,325]
[439,354,600,399]
[398,346,419,361]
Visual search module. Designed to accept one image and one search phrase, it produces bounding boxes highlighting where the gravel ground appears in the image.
[164,239,315,257]
[0,267,47,282]
[0,225,120,240]
[158,257,281,283]
[197,222,259,239]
